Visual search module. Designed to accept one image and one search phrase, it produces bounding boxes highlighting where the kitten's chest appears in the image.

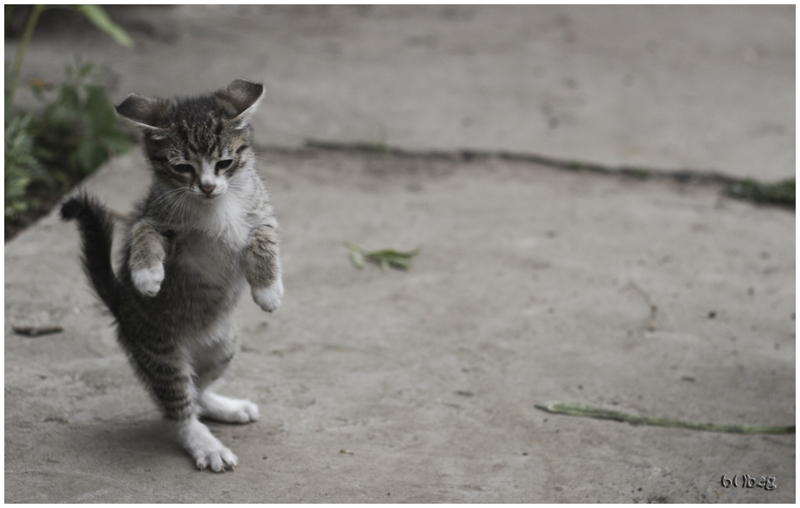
[193,197,253,248]
[171,231,245,285]
[169,202,253,284]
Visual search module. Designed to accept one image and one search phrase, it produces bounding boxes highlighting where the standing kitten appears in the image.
[60,79,283,472]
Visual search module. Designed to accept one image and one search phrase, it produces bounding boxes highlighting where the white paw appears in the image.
[252,277,283,312]
[200,392,260,424]
[131,264,164,297]
[178,417,238,473]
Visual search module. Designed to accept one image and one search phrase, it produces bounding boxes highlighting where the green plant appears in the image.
[536,400,794,434]
[4,107,48,227]
[4,61,132,237]
[345,240,420,272]
[4,6,132,238]
[28,61,132,184]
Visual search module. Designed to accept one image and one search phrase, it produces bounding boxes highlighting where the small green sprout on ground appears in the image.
[344,241,419,272]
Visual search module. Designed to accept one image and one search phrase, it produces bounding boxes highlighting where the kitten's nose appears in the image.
[200,184,216,195]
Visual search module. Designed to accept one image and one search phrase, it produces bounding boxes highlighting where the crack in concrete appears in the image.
[251,138,791,210]
[277,138,746,187]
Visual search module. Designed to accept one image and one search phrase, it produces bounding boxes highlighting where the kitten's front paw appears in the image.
[132,264,164,297]
[252,277,283,312]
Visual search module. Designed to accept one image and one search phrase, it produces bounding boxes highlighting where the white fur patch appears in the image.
[131,264,164,297]
[193,189,251,249]
[177,417,238,472]
[199,391,260,423]
[252,276,283,312]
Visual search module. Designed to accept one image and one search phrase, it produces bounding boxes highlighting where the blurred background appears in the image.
[4,5,795,238]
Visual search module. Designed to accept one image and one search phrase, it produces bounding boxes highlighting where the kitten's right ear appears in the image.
[116,94,171,136]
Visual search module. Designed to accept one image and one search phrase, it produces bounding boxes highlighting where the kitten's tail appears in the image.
[60,191,121,317]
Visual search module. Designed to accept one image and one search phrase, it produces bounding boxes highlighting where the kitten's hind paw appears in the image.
[178,417,239,473]
[200,392,260,424]
[196,446,238,473]
[132,264,164,297]
[252,277,283,312]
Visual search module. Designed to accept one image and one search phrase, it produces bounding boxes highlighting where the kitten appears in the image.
[60,79,283,472]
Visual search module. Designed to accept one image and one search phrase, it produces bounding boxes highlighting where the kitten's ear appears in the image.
[219,79,264,130]
[116,94,171,136]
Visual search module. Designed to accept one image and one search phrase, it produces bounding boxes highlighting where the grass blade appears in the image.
[535,401,795,434]
[76,5,133,48]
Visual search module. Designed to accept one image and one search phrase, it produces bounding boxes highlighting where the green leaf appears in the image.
[76,5,133,48]
[83,85,116,129]
[57,84,81,112]
[344,241,419,272]
[4,108,47,224]
[349,248,365,269]
[77,138,106,173]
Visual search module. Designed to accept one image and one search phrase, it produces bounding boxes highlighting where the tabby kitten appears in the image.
[60,79,282,472]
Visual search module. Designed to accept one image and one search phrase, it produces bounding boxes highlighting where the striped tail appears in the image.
[60,192,121,317]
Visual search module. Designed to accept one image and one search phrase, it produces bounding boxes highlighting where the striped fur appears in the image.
[61,80,281,472]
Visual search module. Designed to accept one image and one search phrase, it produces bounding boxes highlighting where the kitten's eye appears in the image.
[215,160,233,171]
[172,164,194,174]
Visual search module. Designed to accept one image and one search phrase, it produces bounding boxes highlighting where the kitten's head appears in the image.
[116,79,264,201]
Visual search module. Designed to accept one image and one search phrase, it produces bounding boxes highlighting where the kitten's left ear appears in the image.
[218,79,265,130]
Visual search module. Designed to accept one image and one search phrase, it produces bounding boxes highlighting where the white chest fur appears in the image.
[171,193,253,288]
[192,193,252,249]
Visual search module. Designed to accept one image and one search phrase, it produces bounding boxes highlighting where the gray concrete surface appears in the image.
[4,5,796,503]
[5,5,795,180]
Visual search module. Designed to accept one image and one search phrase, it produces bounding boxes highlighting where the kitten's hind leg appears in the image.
[128,340,239,472]
[192,320,260,424]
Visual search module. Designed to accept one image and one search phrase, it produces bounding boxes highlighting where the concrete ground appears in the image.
[4,5,795,503]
